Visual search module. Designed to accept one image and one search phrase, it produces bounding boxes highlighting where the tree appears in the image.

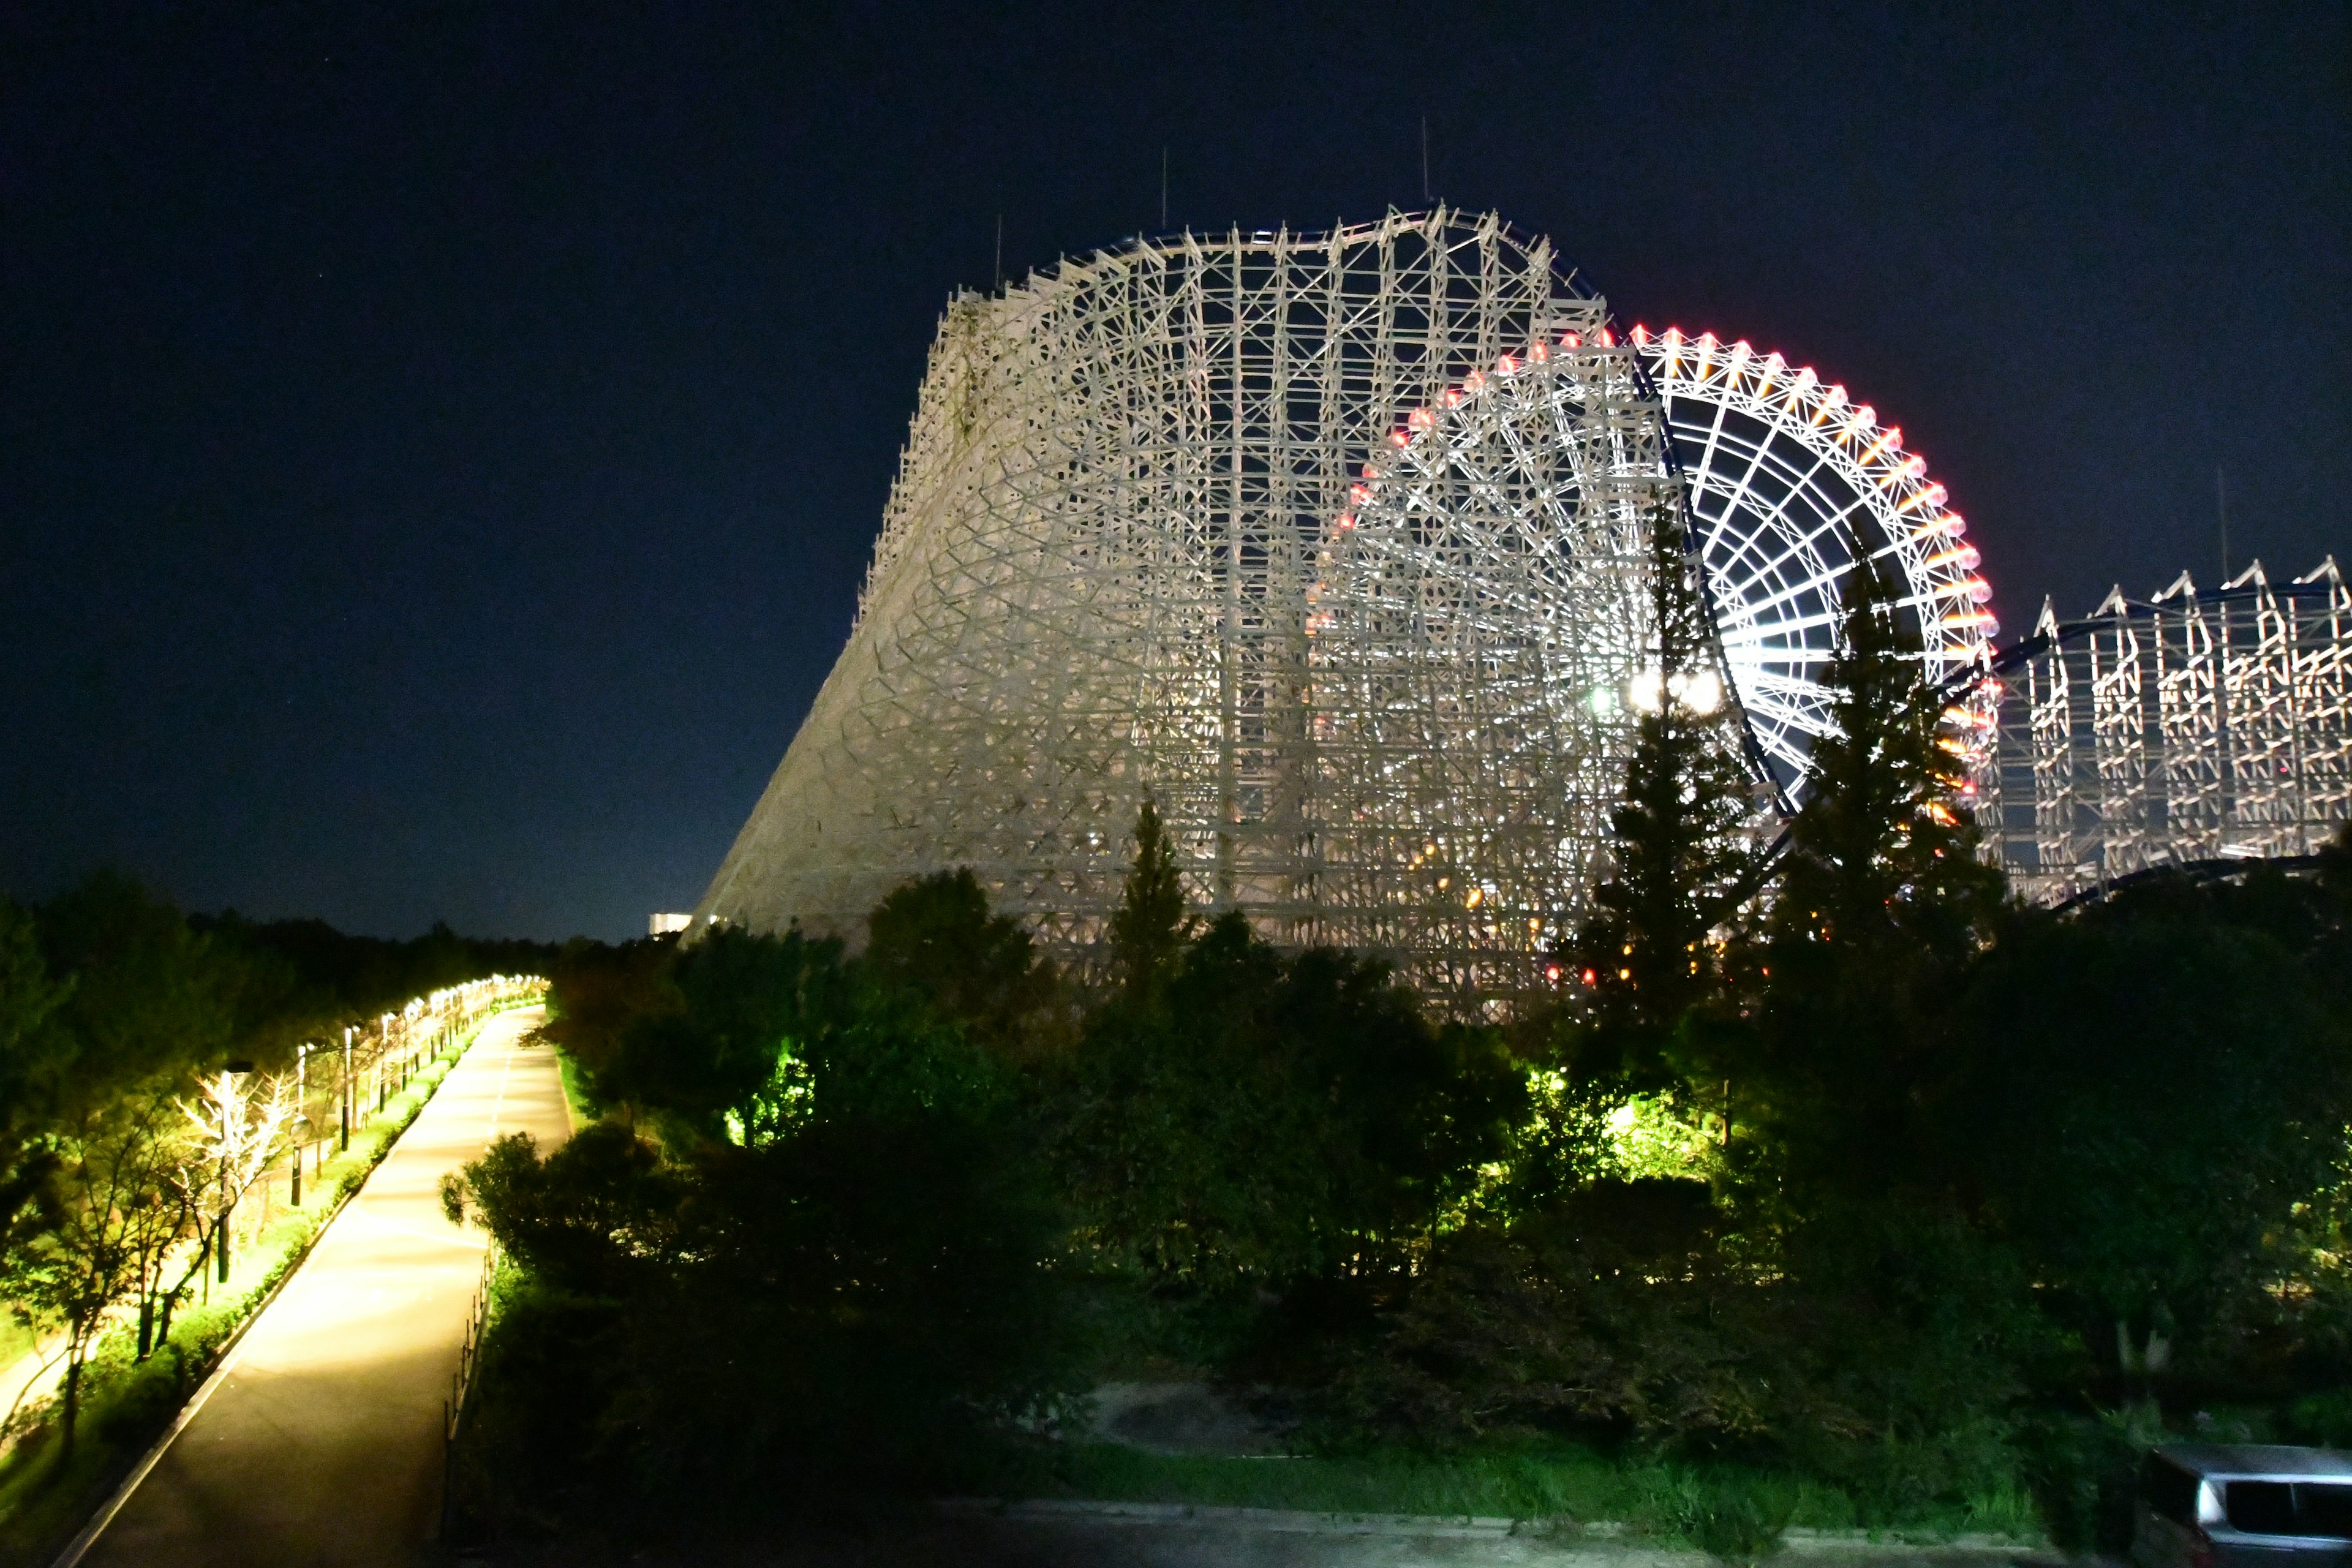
[3,1090,183,1449]
[1937,891,2350,1382]
[862,869,1060,1060]
[0,903,72,1267]
[174,1068,295,1284]
[537,935,679,1107]
[458,951,1082,1516]
[594,927,845,1144]
[1,876,252,1434]
[36,873,242,1095]
[1768,554,2003,969]
[1107,801,1191,999]
[1057,911,1522,1303]
[1570,501,1761,1042]
[1750,555,2006,1194]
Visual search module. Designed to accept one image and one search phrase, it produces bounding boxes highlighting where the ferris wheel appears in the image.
[1631,326,1997,803]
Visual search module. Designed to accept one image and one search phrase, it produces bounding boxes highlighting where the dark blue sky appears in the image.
[5,1,2345,941]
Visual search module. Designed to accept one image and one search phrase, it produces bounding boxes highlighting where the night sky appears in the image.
[6,2,2345,941]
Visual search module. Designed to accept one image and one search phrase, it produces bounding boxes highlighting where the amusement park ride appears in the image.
[695,209,2349,1000]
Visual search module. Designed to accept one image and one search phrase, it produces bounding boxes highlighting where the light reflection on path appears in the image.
[74,1006,573,1568]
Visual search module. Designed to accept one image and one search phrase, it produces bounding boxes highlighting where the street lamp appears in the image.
[340,1027,353,1153]
[290,1112,309,1205]
[217,1059,253,1283]
[292,1042,312,1205]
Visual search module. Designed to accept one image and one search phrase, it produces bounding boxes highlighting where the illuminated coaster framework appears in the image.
[1973,559,2352,904]
[698,211,1709,1000]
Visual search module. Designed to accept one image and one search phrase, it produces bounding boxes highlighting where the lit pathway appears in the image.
[73,1006,572,1568]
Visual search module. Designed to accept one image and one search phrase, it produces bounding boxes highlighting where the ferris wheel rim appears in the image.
[1634,324,1999,798]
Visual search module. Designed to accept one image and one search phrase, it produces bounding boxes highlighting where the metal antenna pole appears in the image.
[1160,146,1167,231]
[2218,465,2230,581]
[1420,116,1430,204]
[993,213,1003,292]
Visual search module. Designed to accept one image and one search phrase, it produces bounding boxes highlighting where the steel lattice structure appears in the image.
[697,211,1715,998]
[1975,559,2352,903]
[1630,325,1998,802]
[695,211,2026,999]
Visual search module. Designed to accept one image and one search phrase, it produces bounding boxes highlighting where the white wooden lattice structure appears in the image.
[1977,559,2352,903]
[698,211,2005,998]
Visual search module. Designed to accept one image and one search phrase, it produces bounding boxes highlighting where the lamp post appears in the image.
[290,1112,308,1206]
[217,1060,253,1283]
[340,1027,353,1153]
[296,1048,315,1213]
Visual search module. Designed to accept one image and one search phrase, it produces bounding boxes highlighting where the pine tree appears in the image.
[1570,500,1760,1039]
[1755,553,2007,1194]
[1770,553,2003,965]
[1109,800,1191,998]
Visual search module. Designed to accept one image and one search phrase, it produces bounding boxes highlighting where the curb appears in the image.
[937,1499,2044,1556]
[940,1498,1529,1538]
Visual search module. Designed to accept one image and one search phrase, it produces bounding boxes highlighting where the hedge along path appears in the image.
[61,1004,574,1568]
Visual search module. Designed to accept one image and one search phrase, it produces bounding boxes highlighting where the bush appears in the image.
[2016,1403,2164,1555]
[1628,1466,1796,1563]
[454,973,1090,1533]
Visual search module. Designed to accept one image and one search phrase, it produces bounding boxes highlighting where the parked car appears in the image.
[2136,1446,2352,1568]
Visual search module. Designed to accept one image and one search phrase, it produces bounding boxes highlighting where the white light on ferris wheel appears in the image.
[1626,667,1725,717]
[1633,324,2000,802]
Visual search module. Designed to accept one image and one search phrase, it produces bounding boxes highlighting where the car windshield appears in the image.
[2147,1457,2201,1525]
[2225,1481,2352,1539]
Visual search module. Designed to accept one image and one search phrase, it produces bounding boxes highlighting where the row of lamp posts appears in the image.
[206,976,537,1292]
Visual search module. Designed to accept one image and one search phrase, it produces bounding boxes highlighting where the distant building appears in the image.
[648,912,693,937]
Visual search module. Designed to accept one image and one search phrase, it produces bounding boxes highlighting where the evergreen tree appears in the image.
[1570,500,1760,1041]
[1109,800,1191,998]
[1769,554,2003,967]
[1757,554,2006,1193]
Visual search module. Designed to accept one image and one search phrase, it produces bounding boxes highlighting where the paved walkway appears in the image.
[74,1006,571,1568]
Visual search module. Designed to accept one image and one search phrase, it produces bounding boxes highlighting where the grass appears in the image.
[0,1322,32,1379]
[0,1003,535,1567]
[553,1047,600,1130]
[1020,1442,2042,1556]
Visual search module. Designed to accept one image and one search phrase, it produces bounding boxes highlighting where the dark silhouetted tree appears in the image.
[1108,800,1191,998]
[1567,500,1760,1065]
[863,868,1058,1060]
